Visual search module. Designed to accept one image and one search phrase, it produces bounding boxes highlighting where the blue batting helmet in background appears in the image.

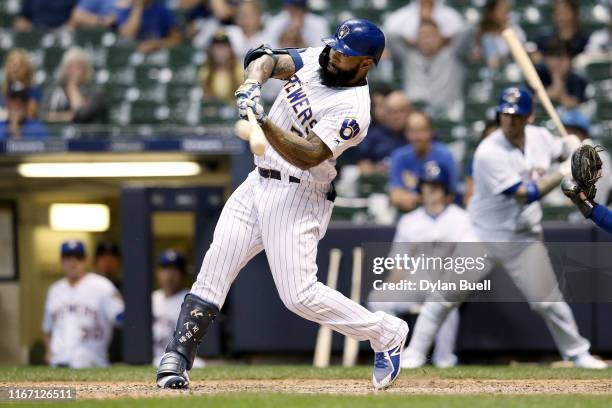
[61,240,86,258]
[158,249,186,272]
[322,19,385,63]
[496,86,533,116]
[418,160,452,193]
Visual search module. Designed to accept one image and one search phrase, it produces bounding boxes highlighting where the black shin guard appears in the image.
[165,293,219,370]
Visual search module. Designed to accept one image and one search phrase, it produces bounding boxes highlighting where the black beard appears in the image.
[318,48,361,87]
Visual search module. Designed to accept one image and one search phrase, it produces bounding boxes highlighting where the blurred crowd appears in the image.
[1,0,612,213]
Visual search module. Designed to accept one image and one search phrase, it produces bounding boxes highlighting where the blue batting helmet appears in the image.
[496,86,533,116]
[418,160,452,193]
[158,249,186,272]
[322,19,385,63]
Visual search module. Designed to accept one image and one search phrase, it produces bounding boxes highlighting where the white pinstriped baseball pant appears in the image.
[191,170,408,352]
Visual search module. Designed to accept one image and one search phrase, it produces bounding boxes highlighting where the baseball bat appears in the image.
[501,28,569,138]
[342,247,362,367]
[246,108,268,156]
[313,248,342,368]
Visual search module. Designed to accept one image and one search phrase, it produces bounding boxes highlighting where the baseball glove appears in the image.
[571,144,604,200]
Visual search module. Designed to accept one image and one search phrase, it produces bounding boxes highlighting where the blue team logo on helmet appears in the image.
[496,86,533,116]
[322,19,386,64]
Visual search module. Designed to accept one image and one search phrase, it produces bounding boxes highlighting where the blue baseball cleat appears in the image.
[372,335,407,390]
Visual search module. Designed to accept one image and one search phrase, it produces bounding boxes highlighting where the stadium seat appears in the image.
[358,174,389,197]
[42,47,65,76]
[168,46,198,68]
[585,61,612,82]
[464,101,494,122]
[199,99,238,125]
[73,29,107,48]
[330,205,368,222]
[13,30,44,50]
[0,10,15,28]
[129,101,170,124]
[106,46,137,69]
[167,84,202,103]
[596,100,612,122]
[542,206,575,221]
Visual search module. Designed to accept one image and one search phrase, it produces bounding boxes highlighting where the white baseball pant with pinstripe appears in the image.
[191,170,408,352]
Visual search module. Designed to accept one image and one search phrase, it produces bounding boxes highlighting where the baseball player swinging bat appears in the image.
[157,18,410,392]
[502,28,570,138]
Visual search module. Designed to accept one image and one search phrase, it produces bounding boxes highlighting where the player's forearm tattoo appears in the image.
[261,121,332,170]
[271,56,296,80]
[245,55,296,83]
[244,55,275,84]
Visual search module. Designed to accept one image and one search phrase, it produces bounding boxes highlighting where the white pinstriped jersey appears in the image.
[255,47,371,183]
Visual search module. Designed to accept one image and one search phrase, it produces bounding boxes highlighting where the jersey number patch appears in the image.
[339,118,360,141]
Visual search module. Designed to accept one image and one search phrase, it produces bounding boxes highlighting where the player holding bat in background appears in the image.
[402,86,607,369]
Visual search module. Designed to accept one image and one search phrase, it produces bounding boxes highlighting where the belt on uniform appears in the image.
[258,167,300,183]
[257,167,336,202]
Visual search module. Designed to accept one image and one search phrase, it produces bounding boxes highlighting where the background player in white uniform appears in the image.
[42,240,124,368]
[152,250,190,365]
[369,159,478,368]
[157,19,408,391]
[403,87,607,369]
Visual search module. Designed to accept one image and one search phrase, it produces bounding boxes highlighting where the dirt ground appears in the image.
[3,379,612,399]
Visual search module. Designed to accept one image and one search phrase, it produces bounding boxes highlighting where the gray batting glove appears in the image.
[239,98,267,125]
[235,79,262,120]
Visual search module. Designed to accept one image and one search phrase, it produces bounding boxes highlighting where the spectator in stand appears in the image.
[389,111,457,212]
[94,241,122,291]
[232,0,266,58]
[384,0,464,45]
[41,47,108,124]
[388,19,470,113]
[536,0,590,58]
[264,0,330,48]
[42,241,124,368]
[181,0,238,28]
[68,0,118,29]
[370,86,392,127]
[0,81,48,140]
[14,0,79,31]
[185,0,241,49]
[198,31,243,103]
[585,2,612,54]
[357,91,411,175]
[115,0,181,54]
[152,250,203,367]
[474,0,526,69]
[535,38,588,109]
[1,49,42,119]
